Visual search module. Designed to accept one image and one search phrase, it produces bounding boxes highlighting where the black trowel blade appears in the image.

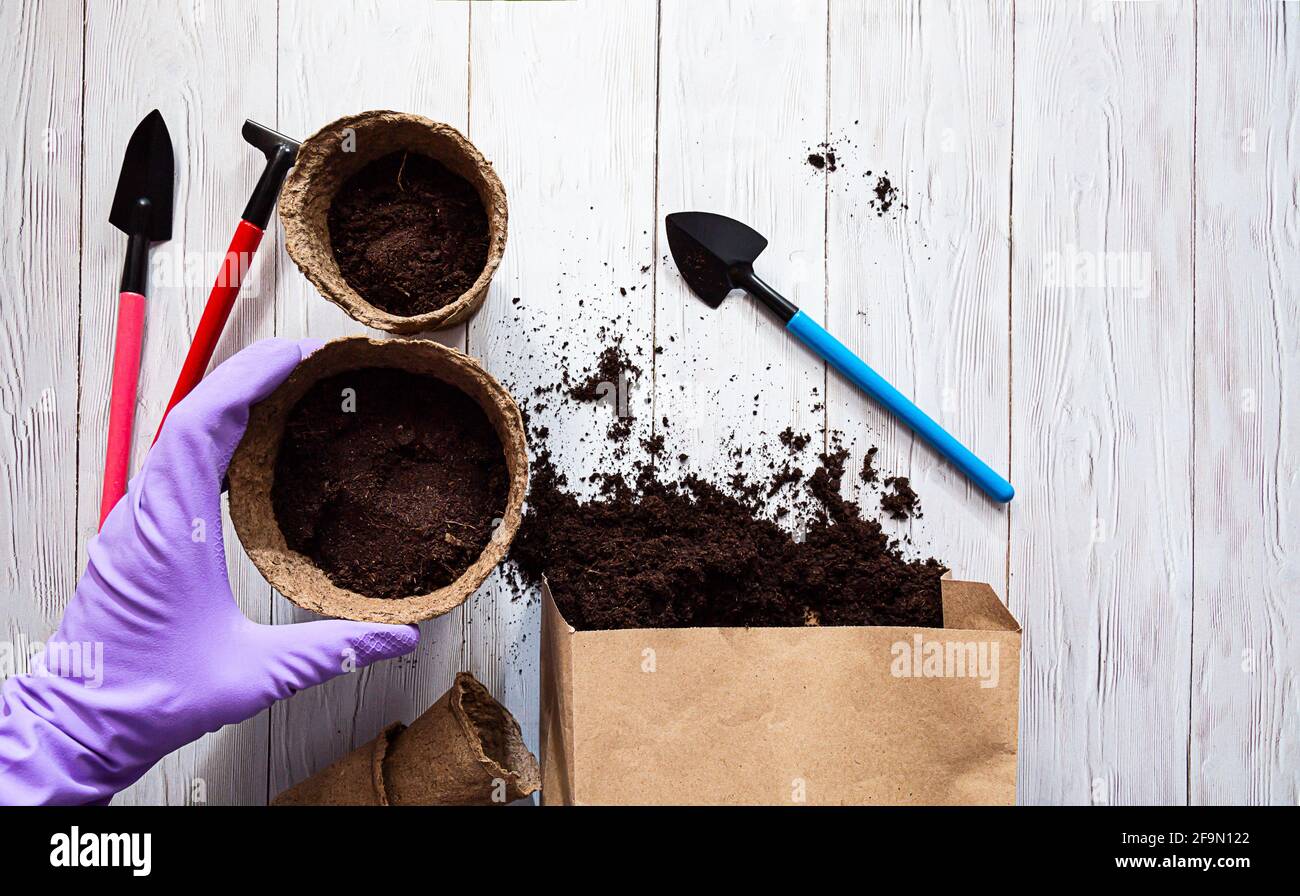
[665,211,768,307]
[109,109,175,241]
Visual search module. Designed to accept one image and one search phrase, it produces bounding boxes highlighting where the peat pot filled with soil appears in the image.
[280,110,508,333]
[229,337,528,624]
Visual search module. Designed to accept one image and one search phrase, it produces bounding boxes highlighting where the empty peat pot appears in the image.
[228,336,528,624]
[271,672,540,806]
[279,110,507,333]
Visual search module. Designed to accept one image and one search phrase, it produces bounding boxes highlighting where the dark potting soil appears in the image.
[860,445,880,484]
[512,446,944,631]
[806,142,839,172]
[881,475,921,520]
[271,367,508,600]
[568,344,642,403]
[868,173,905,217]
[329,151,489,317]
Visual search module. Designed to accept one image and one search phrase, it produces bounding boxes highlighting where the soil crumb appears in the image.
[329,151,489,317]
[881,475,921,520]
[860,446,879,484]
[272,367,508,599]
[806,143,839,172]
[779,426,811,454]
[869,174,904,217]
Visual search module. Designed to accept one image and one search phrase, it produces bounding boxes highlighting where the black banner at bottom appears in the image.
[0,805,1284,882]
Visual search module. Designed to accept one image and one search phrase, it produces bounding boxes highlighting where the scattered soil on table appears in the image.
[881,475,921,520]
[272,367,508,600]
[860,446,879,484]
[868,173,905,217]
[512,440,944,631]
[329,151,489,317]
[807,151,838,172]
[779,426,811,454]
[567,342,642,404]
[806,141,839,172]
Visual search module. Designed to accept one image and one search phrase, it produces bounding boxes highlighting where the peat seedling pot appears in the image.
[229,336,528,624]
[272,673,540,805]
[280,110,508,333]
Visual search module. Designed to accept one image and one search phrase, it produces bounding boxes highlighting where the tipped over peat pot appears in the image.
[271,672,540,806]
[541,578,1022,805]
[228,337,528,624]
[279,110,507,333]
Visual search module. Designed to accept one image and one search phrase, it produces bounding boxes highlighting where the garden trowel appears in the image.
[101,109,174,526]
[665,211,1014,503]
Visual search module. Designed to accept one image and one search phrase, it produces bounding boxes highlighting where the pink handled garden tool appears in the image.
[99,109,175,527]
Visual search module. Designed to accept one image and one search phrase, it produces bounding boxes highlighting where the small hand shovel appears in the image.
[101,110,174,527]
[665,211,1014,503]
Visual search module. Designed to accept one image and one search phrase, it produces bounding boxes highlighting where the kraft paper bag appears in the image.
[540,578,1021,806]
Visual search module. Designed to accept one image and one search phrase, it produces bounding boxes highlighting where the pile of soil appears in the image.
[512,447,944,631]
[272,367,508,600]
[329,151,489,317]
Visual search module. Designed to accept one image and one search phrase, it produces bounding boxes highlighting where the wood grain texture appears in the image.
[76,0,278,806]
[1010,0,1195,804]
[0,0,81,653]
[1191,0,1299,806]
[269,0,472,800]
[466,0,660,785]
[826,2,1012,599]
[655,0,828,516]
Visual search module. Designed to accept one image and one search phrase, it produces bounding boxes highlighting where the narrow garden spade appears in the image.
[665,211,1014,503]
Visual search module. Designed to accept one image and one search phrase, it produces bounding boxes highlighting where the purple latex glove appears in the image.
[0,338,419,805]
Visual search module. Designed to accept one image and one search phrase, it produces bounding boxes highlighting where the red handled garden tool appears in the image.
[665,211,1014,503]
[154,120,300,441]
[100,110,174,527]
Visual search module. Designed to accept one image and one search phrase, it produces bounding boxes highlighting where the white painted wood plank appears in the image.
[826,3,1012,600]
[76,0,278,806]
[655,0,828,508]
[1191,0,1299,806]
[270,0,471,800]
[0,1,81,675]
[467,0,660,787]
[1010,0,1195,805]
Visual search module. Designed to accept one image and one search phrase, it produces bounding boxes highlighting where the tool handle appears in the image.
[786,310,1014,503]
[99,291,147,527]
[155,219,265,441]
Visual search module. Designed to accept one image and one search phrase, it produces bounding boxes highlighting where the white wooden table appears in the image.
[2,0,1295,806]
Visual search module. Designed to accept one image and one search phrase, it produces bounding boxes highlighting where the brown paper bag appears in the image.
[541,578,1021,805]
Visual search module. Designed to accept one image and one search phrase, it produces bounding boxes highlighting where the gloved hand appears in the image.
[0,338,419,805]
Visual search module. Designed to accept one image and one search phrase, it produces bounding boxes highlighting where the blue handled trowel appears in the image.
[665,211,1013,503]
